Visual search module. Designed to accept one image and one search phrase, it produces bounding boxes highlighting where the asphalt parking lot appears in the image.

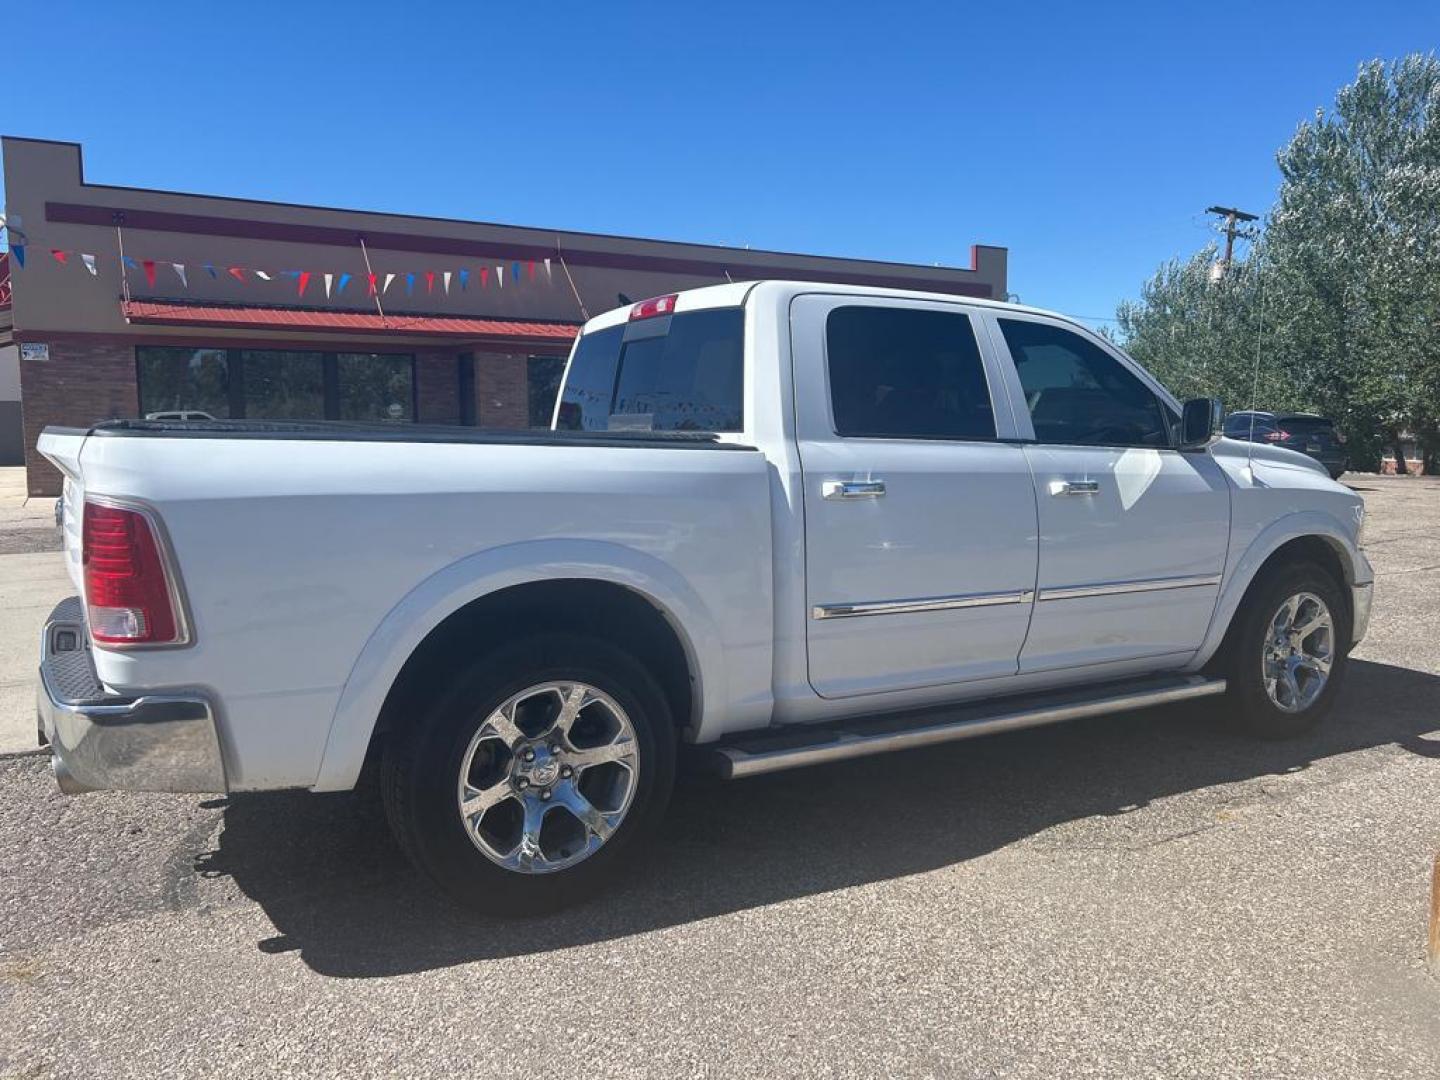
[2,474,1438,1079]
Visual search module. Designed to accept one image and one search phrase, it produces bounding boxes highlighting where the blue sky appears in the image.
[3,2,1436,327]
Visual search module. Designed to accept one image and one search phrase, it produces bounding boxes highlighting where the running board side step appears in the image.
[700,675,1226,780]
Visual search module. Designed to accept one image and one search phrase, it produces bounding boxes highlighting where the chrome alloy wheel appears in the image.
[456,681,639,874]
[1262,591,1335,713]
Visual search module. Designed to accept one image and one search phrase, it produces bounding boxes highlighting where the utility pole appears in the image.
[1205,205,1259,276]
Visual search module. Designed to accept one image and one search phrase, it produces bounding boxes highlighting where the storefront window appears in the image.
[527,356,567,428]
[242,350,325,420]
[136,348,231,419]
[338,353,414,422]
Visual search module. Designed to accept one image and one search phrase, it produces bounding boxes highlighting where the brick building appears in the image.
[1,137,1008,496]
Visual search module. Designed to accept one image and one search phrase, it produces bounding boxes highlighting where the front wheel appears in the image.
[381,634,676,914]
[1217,562,1350,739]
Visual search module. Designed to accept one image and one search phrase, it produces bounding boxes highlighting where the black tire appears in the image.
[381,633,676,914]
[1215,561,1350,739]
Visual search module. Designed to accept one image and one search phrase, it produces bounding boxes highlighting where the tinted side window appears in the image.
[825,306,996,440]
[998,320,1168,448]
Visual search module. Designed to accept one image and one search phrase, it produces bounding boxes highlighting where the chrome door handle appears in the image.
[822,479,886,500]
[1048,479,1100,496]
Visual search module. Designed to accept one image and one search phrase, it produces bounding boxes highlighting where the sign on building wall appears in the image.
[20,343,49,363]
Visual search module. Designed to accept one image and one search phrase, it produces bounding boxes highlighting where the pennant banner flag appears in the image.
[9,245,22,268]
[37,242,565,302]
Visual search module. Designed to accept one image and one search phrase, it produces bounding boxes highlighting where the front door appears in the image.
[984,313,1230,672]
[791,295,1039,699]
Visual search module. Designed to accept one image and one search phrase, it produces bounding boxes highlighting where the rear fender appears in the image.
[311,538,721,791]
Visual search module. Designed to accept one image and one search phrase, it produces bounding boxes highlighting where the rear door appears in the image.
[983,312,1230,673]
[791,295,1039,699]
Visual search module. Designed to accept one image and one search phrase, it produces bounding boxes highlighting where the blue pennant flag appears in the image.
[336,273,351,294]
[10,244,23,268]
[512,261,521,282]
[405,272,415,295]
[203,263,218,278]
[122,255,138,269]
[459,268,469,291]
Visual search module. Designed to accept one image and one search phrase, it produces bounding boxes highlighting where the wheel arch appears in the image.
[311,540,721,792]
[1191,513,1360,671]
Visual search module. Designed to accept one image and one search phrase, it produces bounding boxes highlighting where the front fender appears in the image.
[1188,510,1366,670]
[310,538,724,792]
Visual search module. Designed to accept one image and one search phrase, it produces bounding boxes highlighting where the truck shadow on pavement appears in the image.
[203,658,1440,977]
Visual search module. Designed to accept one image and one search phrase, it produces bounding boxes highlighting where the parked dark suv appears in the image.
[1223,411,1348,479]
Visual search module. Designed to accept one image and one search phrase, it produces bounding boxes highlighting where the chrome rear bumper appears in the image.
[37,597,226,795]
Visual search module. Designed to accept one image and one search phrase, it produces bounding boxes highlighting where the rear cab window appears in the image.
[556,308,744,432]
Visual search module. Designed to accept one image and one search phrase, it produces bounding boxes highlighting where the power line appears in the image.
[1205,205,1259,276]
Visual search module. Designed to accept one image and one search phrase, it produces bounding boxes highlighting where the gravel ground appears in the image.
[1,475,1438,1079]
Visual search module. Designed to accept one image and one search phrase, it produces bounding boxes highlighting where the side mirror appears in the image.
[1178,398,1223,450]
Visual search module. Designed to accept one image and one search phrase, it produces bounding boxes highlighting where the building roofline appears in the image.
[2,135,1005,277]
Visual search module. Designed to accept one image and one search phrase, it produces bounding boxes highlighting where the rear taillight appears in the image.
[1264,430,1290,442]
[82,500,186,646]
[629,293,678,321]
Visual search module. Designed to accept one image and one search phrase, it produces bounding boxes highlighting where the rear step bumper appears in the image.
[700,675,1226,779]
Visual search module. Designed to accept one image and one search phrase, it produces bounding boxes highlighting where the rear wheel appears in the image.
[1216,562,1349,738]
[381,633,676,914]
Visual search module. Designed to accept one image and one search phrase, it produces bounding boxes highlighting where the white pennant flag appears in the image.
[496,264,504,288]
[81,253,98,276]
[255,270,272,281]
[442,271,452,295]
[171,263,188,288]
[543,257,552,281]
[382,272,396,294]
[324,273,333,298]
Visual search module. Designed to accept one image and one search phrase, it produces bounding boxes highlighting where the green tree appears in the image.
[1116,54,1440,472]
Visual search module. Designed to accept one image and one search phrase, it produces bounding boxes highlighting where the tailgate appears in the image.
[36,428,87,593]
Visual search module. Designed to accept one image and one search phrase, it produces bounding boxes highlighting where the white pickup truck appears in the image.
[36,281,1373,912]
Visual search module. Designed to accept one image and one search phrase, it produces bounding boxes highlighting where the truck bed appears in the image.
[59,418,755,450]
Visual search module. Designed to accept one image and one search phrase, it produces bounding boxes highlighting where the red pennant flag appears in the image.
[142,260,157,288]
[425,271,435,294]
[51,249,69,265]
[527,260,536,280]
[367,273,377,296]
[228,266,246,283]
[297,271,311,297]
[479,266,490,288]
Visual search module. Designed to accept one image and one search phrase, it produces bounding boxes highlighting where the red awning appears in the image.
[121,299,579,348]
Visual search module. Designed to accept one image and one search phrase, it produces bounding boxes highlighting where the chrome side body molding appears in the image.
[811,589,1031,620]
[1036,574,1222,603]
[812,574,1222,620]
